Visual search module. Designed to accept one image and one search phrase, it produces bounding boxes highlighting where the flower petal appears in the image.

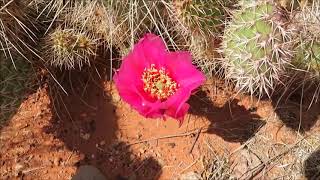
[162,88,191,122]
[135,33,167,67]
[114,77,164,118]
[113,33,169,119]
[165,51,206,89]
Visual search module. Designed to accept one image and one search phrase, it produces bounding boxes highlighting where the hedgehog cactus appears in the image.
[171,0,229,75]
[42,1,121,69]
[172,0,226,35]
[222,1,293,97]
[294,42,320,78]
[291,2,320,80]
[44,28,98,69]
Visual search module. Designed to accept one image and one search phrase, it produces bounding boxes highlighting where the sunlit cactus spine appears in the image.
[65,1,119,46]
[170,0,231,75]
[276,0,308,10]
[103,0,174,56]
[291,1,320,76]
[222,1,294,97]
[44,28,98,69]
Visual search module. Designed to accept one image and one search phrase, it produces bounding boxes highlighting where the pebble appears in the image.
[111,92,121,103]
[14,163,24,172]
[53,157,61,166]
[179,172,201,180]
[80,133,91,140]
[99,140,106,146]
[71,165,106,180]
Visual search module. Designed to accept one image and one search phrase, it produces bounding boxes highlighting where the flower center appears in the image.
[142,64,179,100]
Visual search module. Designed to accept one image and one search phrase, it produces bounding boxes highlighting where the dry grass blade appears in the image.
[0,0,39,64]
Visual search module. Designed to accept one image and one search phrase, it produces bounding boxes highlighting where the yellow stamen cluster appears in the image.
[142,64,179,100]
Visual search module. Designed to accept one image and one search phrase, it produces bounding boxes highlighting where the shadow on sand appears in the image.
[189,89,265,143]
[45,62,162,179]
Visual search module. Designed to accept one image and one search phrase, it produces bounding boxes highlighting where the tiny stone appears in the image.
[15,163,24,172]
[179,172,201,180]
[80,133,91,140]
[139,148,146,154]
[167,143,176,148]
[72,165,106,180]
[99,141,106,146]
[54,157,61,166]
[111,92,121,103]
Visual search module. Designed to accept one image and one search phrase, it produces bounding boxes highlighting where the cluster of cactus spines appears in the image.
[290,2,320,81]
[43,1,114,69]
[44,28,98,69]
[103,0,177,56]
[64,1,114,41]
[0,0,38,63]
[276,0,309,10]
[222,1,294,97]
[170,0,229,75]
[172,0,226,36]
[28,0,65,17]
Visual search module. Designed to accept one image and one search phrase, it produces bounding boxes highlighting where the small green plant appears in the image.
[0,54,35,123]
[222,1,293,97]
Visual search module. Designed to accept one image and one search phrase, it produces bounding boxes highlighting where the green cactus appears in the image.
[291,2,320,80]
[294,42,320,78]
[170,0,231,75]
[172,0,226,35]
[222,1,293,97]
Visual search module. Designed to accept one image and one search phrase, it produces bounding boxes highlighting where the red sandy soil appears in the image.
[1,68,319,179]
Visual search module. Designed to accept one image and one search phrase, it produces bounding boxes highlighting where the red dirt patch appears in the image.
[1,68,320,179]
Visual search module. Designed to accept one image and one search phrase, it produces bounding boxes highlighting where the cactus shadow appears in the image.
[271,89,320,133]
[45,59,162,179]
[188,89,265,143]
[303,148,320,180]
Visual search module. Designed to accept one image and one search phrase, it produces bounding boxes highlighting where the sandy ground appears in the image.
[1,67,320,180]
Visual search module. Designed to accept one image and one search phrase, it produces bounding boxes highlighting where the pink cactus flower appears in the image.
[113,33,205,124]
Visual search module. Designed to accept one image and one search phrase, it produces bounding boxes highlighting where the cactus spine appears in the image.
[222,1,293,97]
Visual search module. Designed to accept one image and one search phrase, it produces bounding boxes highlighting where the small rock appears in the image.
[139,148,146,154]
[15,163,24,172]
[167,143,176,148]
[53,157,61,166]
[179,172,201,180]
[80,133,91,140]
[80,113,88,118]
[99,141,106,146]
[111,92,121,103]
[137,134,142,139]
[72,165,106,180]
